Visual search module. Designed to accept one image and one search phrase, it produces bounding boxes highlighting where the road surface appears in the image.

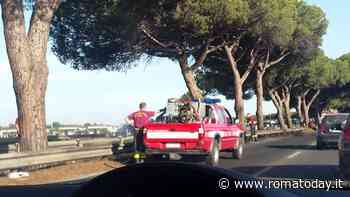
[221,132,339,180]
[0,131,348,197]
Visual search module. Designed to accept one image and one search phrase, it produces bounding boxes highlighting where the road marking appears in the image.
[287,151,301,159]
[253,166,274,177]
[247,136,286,145]
[253,141,316,178]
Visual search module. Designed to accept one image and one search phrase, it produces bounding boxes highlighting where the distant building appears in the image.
[0,123,120,138]
[0,128,50,138]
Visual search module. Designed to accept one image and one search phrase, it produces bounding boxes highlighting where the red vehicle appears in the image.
[143,98,245,166]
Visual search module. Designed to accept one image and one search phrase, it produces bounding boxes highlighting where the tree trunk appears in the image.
[297,96,304,127]
[277,108,288,131]
[301,96,310,127]
[282,88,292,128]
[269,90,287,131]
[283,102,293,128]
[234,80,245,125]
[224,45,247,125]
[1,0,60,152]
[255,67,265,130]
[179,55,203,100]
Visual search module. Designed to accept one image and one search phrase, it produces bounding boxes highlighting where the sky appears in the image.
[0,0,349,126]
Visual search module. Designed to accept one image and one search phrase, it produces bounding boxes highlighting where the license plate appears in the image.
[165,143,181,149]
[330,129,342,133]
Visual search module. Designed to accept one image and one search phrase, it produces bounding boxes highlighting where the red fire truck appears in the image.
[142,98,245,166]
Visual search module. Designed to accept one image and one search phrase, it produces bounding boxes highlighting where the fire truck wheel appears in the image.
[232,137,244,159]
[207,138,220,167]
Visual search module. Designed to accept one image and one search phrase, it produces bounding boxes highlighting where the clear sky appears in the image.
[0,0,349,126]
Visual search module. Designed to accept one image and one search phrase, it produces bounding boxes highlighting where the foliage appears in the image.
[51,0,251,70]
[198,0,327,100]
[249,0,298,48]
[52,121,61,129]
[50,0,140,71]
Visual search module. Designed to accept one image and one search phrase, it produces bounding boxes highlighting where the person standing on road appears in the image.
[127,102,155,153]
[247,113,257,142]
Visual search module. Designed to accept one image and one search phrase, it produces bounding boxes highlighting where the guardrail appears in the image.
[245,128,304,140]
[0,136,133,173]
[0,129,303,173]
[0,147,112,172]
[1,137,126,153]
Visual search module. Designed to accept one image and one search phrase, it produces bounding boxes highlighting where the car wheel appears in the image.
[207,138,220,167]
[232,137,244,159]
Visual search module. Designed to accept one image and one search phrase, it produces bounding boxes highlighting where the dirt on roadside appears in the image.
[0,158,124,186]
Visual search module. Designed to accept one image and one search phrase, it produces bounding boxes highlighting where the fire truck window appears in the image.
[223,108,233,124]
[205,106,216,123]
[216,108,226,124]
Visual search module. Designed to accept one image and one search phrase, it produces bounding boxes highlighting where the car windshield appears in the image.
[322,115,348,126]
[1,0,350,196]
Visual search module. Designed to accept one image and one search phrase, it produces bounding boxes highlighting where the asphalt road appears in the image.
[221,132,339,180]
[1,131,349,197]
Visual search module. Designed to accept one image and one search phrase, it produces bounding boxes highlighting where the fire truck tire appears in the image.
[206,138,220,167]
[232,137,244,159]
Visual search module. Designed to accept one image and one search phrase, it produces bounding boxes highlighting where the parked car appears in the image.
[316,113,349,149]
[338,115,350,180]
[143,98,245,166]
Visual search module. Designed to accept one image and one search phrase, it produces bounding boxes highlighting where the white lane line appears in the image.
[287,151,301,159]
[253,166,274,177]
[253,141,315,178]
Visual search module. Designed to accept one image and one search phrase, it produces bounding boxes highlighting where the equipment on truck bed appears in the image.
[140,97,244,166]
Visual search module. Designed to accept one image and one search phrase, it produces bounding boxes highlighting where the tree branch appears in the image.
[191,41,225,71]
[1,0,29,84]
[27,0,61,78]
[190,50,208,71]
[140,27,179,52]
[303,88,311,97]
[237,49,247,62]
[264,48,270,67]
[307,89,321,109]
[207,42,225,53]
[269,89,282,107]
[224,45,240,77]
[266,52,290,69]
[241,63,254,83]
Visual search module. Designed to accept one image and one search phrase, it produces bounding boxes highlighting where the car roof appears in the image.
[322,113,349,117]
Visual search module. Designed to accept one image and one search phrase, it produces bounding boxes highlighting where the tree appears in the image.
[315,53,350,115]
[250,0,328,130]
[197,38,256,125]
[1,0,61,152]
[288,50,335,127]
[52,121,61,130]
[84,123,91,128]
[264,67,295,130]
[198,0,327,128]
[196,0,297,125]
[50,0,240,100]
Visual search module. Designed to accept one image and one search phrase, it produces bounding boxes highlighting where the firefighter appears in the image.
[127,102,155,163]
[247,113,257,142]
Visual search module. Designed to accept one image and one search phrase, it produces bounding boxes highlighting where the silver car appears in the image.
[316,113,349,149]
